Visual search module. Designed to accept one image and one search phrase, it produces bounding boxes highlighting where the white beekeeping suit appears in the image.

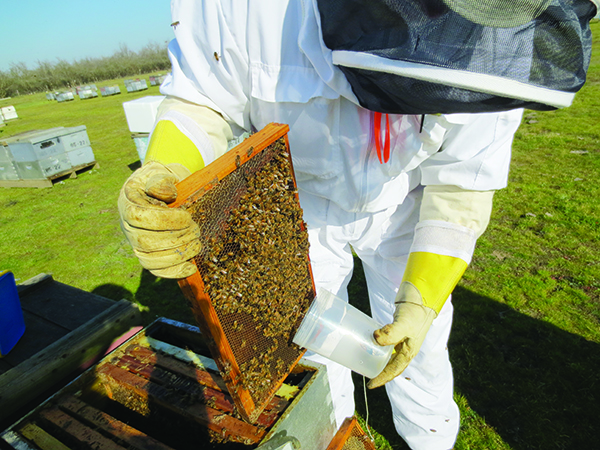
[118,1,596,449]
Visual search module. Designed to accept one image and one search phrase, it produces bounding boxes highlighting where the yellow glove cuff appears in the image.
[401,252,468,314]
[144,120,205,173]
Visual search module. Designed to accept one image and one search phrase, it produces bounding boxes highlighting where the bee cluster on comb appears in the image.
[196,140,313,400]
[174,125,316,423]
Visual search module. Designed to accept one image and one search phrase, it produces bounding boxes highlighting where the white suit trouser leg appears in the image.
[299,189,459,450]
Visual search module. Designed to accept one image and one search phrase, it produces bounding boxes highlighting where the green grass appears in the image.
[0,76,188,323]
[2,22,600,449]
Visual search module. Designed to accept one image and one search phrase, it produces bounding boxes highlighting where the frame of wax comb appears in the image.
[169,123,316,424]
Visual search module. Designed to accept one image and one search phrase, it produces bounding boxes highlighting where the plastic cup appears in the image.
[293,288,393,379]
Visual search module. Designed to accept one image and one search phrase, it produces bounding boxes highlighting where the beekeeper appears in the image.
[118,1,596,449]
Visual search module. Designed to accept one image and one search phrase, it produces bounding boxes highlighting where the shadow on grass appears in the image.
[450,285,599,450]
[348,257,600,450]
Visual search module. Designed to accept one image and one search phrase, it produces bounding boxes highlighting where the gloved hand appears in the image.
[367,251,468,389]
[118,161,202,279]
[367,281,437,389]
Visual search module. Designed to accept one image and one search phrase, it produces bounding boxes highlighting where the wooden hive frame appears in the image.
[326,416,376,450]
[170,123,316,424]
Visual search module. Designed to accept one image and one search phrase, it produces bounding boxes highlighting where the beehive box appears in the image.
[58,125,91,152]
[125,79,149,93]
[122,96,165,133]
[66,147,96,168]
[0,126,96,184]
[78,89,98,100]
[100,85,121,96]
[0,160,20,181]
[1,128,68,162]
[0,318,337,450]
[56,92,74,102]
[1,106,18,121]
[0,146,20,180]
[14,154,72,180]
[149,75,167,86]
[171,124,316,424]
[131,132,149,162]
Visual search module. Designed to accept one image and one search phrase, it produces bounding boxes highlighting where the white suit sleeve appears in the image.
[412,109,523,263]
[160,0,251,131]
[419,108,524,191]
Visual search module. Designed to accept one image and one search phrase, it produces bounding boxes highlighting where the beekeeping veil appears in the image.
[317,0,598,113]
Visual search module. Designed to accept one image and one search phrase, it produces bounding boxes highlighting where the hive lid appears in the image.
[0,126,87,146]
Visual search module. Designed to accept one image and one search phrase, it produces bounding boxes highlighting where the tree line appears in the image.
[0,43,171,99]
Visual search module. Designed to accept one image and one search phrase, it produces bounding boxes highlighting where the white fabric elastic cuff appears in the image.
[153,110,215,165]
[410,220,477,264]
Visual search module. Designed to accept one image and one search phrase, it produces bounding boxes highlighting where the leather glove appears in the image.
[367,252,467,389]
[367,281,436,389]
[118,161,201,279]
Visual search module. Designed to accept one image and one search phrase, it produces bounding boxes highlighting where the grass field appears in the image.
[1,22,599,449]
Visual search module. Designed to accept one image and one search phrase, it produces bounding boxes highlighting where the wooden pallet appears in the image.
[0,161,99,188]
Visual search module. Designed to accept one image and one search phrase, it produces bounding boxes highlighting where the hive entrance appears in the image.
[171,123,315,423]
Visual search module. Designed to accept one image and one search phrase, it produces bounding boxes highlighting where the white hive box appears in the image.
[1,126,95,181]
[124,78,149,93]
[78,88,98,100]
[58,125,90,151]
[1,106,18,121]
[15,154,72,179]
[0,162,20,181]
[2,128,71,179]
[122,95,165,133]
[0,147,19,181]
[56,92,74,102]
[100,85,121,96]
[2,128,68,162]
[67,147,95,167]
[58,125,95,167]
[149,74,167,86]
[131,132,149,163]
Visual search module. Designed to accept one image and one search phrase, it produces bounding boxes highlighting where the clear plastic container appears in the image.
[293,288,393,378]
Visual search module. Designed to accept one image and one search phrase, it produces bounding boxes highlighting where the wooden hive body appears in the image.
[1,318,337,449]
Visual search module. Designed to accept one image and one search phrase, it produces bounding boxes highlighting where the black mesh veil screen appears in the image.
[317,0,596,114]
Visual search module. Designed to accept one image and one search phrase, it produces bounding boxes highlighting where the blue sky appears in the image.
[0,0,175,72]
